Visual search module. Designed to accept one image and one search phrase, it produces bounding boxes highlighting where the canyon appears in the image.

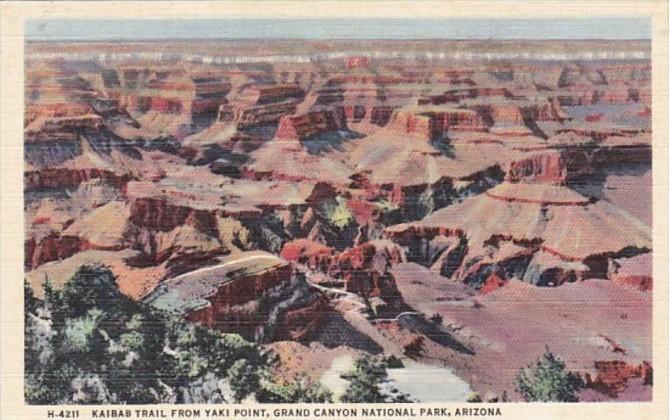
[24,38,652,402]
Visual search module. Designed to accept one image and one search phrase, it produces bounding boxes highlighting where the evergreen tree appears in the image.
[340,355,388,403]
[259,376,333,403]
[515,347,585,402]
[228,359,260,402]
[24,279,38,316]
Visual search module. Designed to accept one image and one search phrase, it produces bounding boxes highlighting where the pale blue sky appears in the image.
[26,18,650,41]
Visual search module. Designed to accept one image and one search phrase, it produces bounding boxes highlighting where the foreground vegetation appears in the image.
[24,265,331,404]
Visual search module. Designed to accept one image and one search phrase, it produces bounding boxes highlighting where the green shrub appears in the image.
[515,347,584,402]
[327,199,354,230]
[466,392,482,403]
[260,376,333,403]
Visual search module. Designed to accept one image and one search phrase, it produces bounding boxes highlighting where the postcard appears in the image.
[1,2,667,420]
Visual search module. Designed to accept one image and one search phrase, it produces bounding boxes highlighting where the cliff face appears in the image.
[386,106,488,141]
[506,152,569,184]
[25,196,228,272]
[385,182,651,289]
[218,84,305,128]
[24,168,133,191]
[421,87,513,105]
[274,108,348,140]
[587,361,653,397]
[280,239,334,271]
[121,75,231,118]
[184,261,292,337]
[149,255,329,343]
[507,137,651,186]
[26,102,95,126]
[220,101,299,128]
[128,197,217,233]
[327,240,405,309]
[25,233,90,270]
[29,114,105,133]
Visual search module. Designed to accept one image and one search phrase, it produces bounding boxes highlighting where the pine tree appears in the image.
[515,346,585,402]
[340,355,388,403]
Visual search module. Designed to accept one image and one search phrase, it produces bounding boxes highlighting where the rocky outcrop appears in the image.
[122,197,230,268]
[221,101,299,128]
[26,114,105,134]
[427,235,468,278]
[274,108,347,140]
[25,233,90,270]
[451,241,536,289]
[24,168,133,191]
[506,151,569,184]
[586,361,652,397]
[280,239,334,271]
[123,75,230,116]
[388,178,457,221]
[475,103,525,126]
[420,88,513,105]
[273,293,330,341]
[385,183,651,289]
[522,99,570,122]
[369,105,396,126]
[521,251,589,287]
[25,102,95,126]
[478,273,508,294]
[505,150,594,184]
[218,84,305,128]
[608,253,652,291]
[128,197,217,233]
[328,240,405,308]
[146,253,329,342]
[182,259,292,339]
[345,56,371,69]
[386,106,487,140]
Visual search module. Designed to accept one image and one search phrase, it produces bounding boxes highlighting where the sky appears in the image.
[25,17,651,41]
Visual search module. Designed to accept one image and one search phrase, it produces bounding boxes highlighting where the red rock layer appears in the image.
[506,152,569,184]
[218,84,304,128]
[421,87,513,105]
[478,273,508,294]
[24,168,133,191]
[275,108,347,140]
[25,233,90,270]
[386,108,487,141]
[328,241,404,304]
[184,263,327,341]
[128,197,217,233]
[185,263,291,336]
[276,294,330,341]
[280,239,334,271]
[27,114,105,134]
[587,361,652,397]
[25,103,94,126]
